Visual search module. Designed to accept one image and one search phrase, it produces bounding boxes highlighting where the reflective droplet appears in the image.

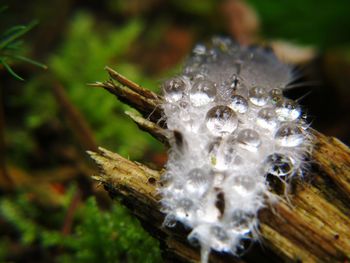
[229,95,248,113]
[193,44,206,56]
[269,88,283,104]
[212,37,232,51]
[237,129,261,151]
[188,230,201,247]
[206,106,238,136]
[209,138,236,171]
[163,214,177,228]
[229,211,253,235]
[231,175,256,196]
[163,77,187,102]
[185,168,212,196]
[175,198,194,220]
[178,101,191,122]
[190,73,205,82]
[275,99,301,121]
[275,123,304,147]
[270,88,283,97]
[208,48,218,61]
[264,153,293,177]
[189,80,216,106]
[257,107,278,130]
[210,225,230,251]
[249,87,268,106]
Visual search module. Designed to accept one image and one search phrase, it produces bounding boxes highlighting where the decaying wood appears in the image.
[89,67,350,263]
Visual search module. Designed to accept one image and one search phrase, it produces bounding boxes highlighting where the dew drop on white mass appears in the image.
[249,86,268,106]
[206,106,238,136]
[256,107,278,130]
[193,44,206,56]
[275,123,304,147]
[231,175,256,196]
[264,153,293,177]
[163,77,187,103]
[237,129,261,151]
[210,225,231,251]
[175,198,195,220]
[230,211,252,235]
[185,168,212,196]
[229,95,248,113]
[209,139,237,171]
[275,99,301,121]
[189,80,216,106]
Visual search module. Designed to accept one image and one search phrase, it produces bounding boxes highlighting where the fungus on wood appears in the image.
[88,67,350,263]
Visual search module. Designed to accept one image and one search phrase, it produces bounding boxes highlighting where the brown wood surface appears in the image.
[88,67,350,263]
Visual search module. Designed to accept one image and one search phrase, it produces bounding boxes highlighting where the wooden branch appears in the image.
[89,75,163,123]
[89,67,350,263]
[105,66,161,100]
[124,111,169,146]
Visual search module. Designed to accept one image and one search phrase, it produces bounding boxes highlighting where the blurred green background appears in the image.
[1,0,350,262]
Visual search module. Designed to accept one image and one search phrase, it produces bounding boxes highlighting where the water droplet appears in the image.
[249,87,268,106]
[275,99,301,121]
[270,88,283,97]
[206,106,238,136]
[188,230,201,246]
[231,175,256,196]
[229,95,248,113]
[163,214,177,228]
[275,123,304,147]
[212,37,232,51]
[190,73,205,82]
[229,211,253,235]
[193,44,206,56]
[269,88,283,104]
[237,129,261,151]
[178,101,191,122]
[257,107,278,130]
[185,168,212,196]
[189,80,216,106]
[163,77,187,102]
[166,182,184,197]
[264,153,293,177]
[175,198,194,220]
[210,225,230,251]
[209,138,236,171]
[208,48,218,61]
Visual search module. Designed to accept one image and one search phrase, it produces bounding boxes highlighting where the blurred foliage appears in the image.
[247,0,350,48]
[49,12,160,157]
[7,12,163,166]
[0,192,161,263]
[0,6,46,80]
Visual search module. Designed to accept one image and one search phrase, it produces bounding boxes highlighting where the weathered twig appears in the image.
[89,74,163,123]
[89,67,350,263]
[124,111,169,146]
[105,66,161,100]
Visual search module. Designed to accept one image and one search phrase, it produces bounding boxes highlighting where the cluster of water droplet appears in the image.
[159,38,310,262]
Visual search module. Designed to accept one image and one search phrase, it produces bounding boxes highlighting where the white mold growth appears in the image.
[159,37,311,262]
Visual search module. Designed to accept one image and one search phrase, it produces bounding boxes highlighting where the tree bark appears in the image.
[88,67,350,263]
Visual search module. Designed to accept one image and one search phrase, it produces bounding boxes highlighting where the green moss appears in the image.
[0,192,161,262]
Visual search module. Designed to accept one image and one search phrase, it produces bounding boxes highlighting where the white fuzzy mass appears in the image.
[159,37,311,262]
